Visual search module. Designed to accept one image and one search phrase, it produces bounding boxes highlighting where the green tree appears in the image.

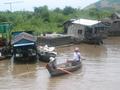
[63,6,76,15]
[34,5,49,22]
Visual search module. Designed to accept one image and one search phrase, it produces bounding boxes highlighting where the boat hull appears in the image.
[46,61,81,76]
[38,52,56,62]
[13,55,37,62]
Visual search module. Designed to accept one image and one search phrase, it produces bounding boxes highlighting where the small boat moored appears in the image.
[46,58,82,76]
[11,31,37,62]
[37,45,57,62]
[0,47,12,60]
[0,52,6,60]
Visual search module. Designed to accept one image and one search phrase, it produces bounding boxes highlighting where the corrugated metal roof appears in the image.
[72,19,101,26]
[115,12,120,18]
[11,32,37,45]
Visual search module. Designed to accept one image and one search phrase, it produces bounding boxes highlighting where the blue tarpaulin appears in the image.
[13,43,35,47]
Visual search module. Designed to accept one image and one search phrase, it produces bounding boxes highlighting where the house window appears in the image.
[78,29,82,34]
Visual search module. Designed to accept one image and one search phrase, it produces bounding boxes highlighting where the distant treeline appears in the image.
[0,5,113,33]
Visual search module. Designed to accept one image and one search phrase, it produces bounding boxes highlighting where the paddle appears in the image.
[81,58,86,60]
[57,67,73,74]
[81,56,86,60]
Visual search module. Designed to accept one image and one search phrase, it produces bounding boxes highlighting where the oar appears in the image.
[81,56,86,60]
[81,58,86,60]
[57,67,73,74]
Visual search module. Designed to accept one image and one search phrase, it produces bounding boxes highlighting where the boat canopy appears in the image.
[11,32,37,45]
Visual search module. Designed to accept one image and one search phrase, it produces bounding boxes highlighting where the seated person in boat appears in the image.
[49,57,57,69]
[72,47,81,65]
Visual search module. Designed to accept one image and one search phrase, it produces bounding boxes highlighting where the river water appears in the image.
[0,37,120,90]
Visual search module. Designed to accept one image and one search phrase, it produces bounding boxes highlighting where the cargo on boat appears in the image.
[37,45,57,62]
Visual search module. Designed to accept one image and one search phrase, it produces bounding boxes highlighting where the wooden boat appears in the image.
[0,49,5,60]
[0,54,6,60]
[38,51,57,62]
[0,48,9,60]
[13,47,37,62]
[46,59,82,76]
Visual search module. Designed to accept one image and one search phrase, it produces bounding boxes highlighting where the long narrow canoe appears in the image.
[46,60,82,76]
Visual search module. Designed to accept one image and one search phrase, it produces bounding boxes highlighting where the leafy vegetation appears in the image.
[0,5,113,34]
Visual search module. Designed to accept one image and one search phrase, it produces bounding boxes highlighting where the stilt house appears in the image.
[67,19,107,44]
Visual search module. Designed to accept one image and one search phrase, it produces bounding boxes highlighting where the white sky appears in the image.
[0,0,99,11]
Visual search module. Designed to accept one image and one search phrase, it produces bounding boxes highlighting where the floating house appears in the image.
[102,13,120,36]
[37,33,72,46]
[109,13,120,36]
[66,18,107,44]
[111,13,120,20]
[11,32,37,61]
[63,19,76,34]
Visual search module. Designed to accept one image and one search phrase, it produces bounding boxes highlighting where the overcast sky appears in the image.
[0,0,99,11]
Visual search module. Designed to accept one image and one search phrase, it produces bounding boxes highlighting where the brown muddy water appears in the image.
[0,37,120,90]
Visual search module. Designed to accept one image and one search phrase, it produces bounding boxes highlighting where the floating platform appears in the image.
[37,34,73,46]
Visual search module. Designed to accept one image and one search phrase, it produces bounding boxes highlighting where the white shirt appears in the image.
[73,52,81,62]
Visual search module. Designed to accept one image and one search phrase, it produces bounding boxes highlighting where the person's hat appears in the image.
[50,57,55,62]
[75,47,80,51]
